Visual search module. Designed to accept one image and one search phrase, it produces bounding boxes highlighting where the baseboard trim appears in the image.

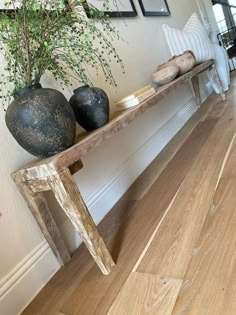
[0,241,48,298]
[0,241,59,315]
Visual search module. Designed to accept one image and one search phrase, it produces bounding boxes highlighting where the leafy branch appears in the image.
[0,0,124,109]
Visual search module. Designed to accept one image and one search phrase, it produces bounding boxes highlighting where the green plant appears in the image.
[0,0,124,107]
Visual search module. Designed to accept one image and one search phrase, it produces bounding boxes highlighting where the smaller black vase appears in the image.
[69,85,109,131]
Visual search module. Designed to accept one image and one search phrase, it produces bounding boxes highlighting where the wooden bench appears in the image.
[12,60,225,275]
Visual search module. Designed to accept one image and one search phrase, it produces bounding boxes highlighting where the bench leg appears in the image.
[49,168,115,275]
[14,180,71,265]
[190,75,201,107]
[209,65,226,101]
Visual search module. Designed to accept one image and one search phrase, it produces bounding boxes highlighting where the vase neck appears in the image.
[15,83,42,98]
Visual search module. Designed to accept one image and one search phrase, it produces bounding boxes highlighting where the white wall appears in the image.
[0,0,215,314]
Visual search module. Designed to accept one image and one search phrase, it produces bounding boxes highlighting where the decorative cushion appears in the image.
[162,13,214,63]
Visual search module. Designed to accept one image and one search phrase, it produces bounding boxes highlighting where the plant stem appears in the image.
[22,0,32,86]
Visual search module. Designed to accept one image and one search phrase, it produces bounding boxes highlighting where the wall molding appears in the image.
[0,241,48,298]
[0,241,59,315]
[0,96,203,314]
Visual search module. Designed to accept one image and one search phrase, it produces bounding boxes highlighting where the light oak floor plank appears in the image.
[122,93,218,202]
[108,272,183,315]
[172,178,236,315]
[137,104,236,278]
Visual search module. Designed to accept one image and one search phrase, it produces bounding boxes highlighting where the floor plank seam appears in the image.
[132,185,183,273]
[132,270,184,282]
[214,132,236,192]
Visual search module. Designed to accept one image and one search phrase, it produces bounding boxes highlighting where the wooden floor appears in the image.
[23,79,236,315]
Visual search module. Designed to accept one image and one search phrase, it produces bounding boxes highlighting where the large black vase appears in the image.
[69,85,109,131]
[5,87,76,158]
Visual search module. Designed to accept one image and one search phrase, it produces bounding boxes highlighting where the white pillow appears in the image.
[162,13,214,63]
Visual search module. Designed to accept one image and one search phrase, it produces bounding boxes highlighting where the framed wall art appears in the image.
[0,0,14,14]
[138,0,170,16]
[85,0,137,18]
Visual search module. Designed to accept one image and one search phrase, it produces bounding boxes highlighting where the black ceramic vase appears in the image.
[5,87,76,158]
[69,85,109,131]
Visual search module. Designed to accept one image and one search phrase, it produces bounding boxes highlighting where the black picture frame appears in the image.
[0,8,14,15]
[0,1,72,14]
[84,0,137,18]
[0,3,67,16]
[0,1,137,18]
[138,0,170,16]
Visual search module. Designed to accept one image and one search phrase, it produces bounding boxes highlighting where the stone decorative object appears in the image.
[158,51,196,75]
[151,64,179,86]
[69,85,110,131]
[5,88,76,158]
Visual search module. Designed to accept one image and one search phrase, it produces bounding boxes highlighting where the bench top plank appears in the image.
[12,60,214,182]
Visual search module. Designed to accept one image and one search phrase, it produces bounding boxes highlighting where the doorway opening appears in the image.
[213,0,236,70]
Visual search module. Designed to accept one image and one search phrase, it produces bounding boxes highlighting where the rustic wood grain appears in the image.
[69,159,83,175]
[108,272,183,315]
[14,179,70,265]
[49,168,115,275]
[24,178,51,194]
[172,178,236,315]
[190,75,201,107]
[12,60,215,182]
[137,104,236,278]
